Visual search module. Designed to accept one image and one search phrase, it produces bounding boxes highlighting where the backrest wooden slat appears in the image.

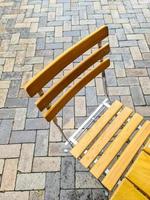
[36,44,110,111]
[24,25,108,97]
[44,58,110,121]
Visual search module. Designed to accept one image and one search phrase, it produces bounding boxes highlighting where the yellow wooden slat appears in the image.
[143,139,150,154]
[102,121,150,191]
[70,100,123,158]
[36,44,110,111]
[110,179,148,200]
[126,151,150,197]
[90,113,143,178]
[24,25,108,97]
[80,107,133,169]
[43,59,110,122]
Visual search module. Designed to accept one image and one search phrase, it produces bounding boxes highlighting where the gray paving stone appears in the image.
[106,69,117,86]
[0,120,13,144]
[117,77,139,86]
[130,86,145,105]
[5,98,28,108]
[25,118,49,130]
[92,189,107,200]
[60,189,92,200]
[61,157,75,189]
[35,130,49,156]
[10,130,36,143]
[16,173,45,190]
[0,108,15,119]
[45,172,60,200]
[86,87,97,106]
[27,98,39,118]
[76,172,102,189]
[7,80,20,98]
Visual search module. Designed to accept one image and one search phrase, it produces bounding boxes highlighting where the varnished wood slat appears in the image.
[90,113,143,178]
[110,179,148,200]
[70,100,123,158]
[143,139,150,155]
[24,25,108,97]
[126,151,150,197]
[44,59,110,122]
[36,44,110,111]
[81,107,133,169]
[102,121,150,191]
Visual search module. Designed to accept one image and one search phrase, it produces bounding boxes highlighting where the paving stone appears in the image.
[45,172,60,200]
[50,117,62,142]
[0,120,13,144]
[120,96,134,109]
[35,130,49,156]
[86,87,97,106]
[75,96,86,117]
[63,106,74,129]
[92,189,107,200]
[106,69,117,86]
[10,130,36,143]
[18,144,34,172]
[108,87,130,96]
[33,157,61,172]
[13,108,26,130]
[114,62,126,77]
[0,144,21,159]
[60,189,92,200]
[0,192,29,200]
[135,106,150,117]
[117,77,139,86]
[0,159,18,191]
[61,157,75,189]
[95,78,105,96]
[130,47,142,60]
[3,58,15,72]
[29,191,44,200]
[11,33,20,44]
[16,173,46,190]
[126,68,147,77]
[139,77,150,95]
[5,98,28,108]
[8,80,20,98]
[25,118,49,130]
[0,89,8,108]
[27,98,39,118]
[49,142,70,157]
[0,159,4,174]
[130,86,145,105]
[76,172,103,189]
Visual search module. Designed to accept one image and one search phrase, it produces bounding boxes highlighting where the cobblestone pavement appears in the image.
[0,0,150,199]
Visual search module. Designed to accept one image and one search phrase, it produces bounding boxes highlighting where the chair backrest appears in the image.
[24,25,110,122]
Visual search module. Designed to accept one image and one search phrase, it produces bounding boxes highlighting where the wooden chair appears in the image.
[24,25,150,199]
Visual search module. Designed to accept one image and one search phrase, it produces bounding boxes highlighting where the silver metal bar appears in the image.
[65,98,110,145]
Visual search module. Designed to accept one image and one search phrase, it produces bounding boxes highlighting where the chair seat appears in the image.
[110,179,148,200]
[70,100,150,191]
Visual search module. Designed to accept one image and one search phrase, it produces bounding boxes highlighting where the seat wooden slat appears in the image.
[126,151,150,197]
[36,44,110,111]
[81,107,133,169]
[110,179,148,200]
[102,121,150,191]
[90,113,143,178]
[70,100,123,159]
[24,25,108,97]
[143,139,150,154]
[44,59,110,121]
